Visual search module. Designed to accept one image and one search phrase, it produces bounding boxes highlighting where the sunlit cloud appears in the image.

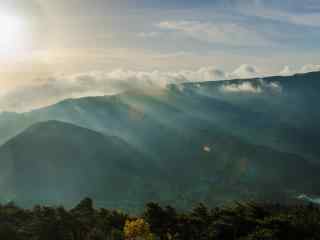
[221,82,262,94]
[0,63,291,112]
[279,66,292,76]
[278,64,320,76]
[229,64,260,79]
[300,64,320,73]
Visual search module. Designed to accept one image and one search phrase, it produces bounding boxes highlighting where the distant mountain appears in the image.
[0,71,320,209]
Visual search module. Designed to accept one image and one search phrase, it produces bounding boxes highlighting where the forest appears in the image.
[0,198,319,240]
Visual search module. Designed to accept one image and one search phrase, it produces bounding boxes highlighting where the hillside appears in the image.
[0,119,319,209]
[1,72,320,162]
[0,72,320,209]
[0,121,161,208]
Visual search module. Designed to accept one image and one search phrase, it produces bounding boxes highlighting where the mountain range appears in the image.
[0,71,319,210]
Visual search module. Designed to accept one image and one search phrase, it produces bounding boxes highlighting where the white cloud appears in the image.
[300,64,320,73]
[0,67,229,112]
[229,64,260,79]
[220,79,282,94]
[157,20,270,46]
[277,64,320,76]
[221,82,262,93]
[279,66,293,76]
[0,62,311,112]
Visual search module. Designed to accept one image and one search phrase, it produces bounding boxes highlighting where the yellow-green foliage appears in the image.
[124,218,155,240]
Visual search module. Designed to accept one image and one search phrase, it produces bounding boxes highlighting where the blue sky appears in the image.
[31,0,320,69]
[0,0,320,111]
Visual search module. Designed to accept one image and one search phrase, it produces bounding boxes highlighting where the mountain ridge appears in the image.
[0,71,320,209]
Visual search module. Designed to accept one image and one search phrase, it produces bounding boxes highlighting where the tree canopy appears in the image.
[0,199,318,239]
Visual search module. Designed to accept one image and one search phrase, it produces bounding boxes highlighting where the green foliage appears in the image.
[124,218,155,240]
[0,198,320,239]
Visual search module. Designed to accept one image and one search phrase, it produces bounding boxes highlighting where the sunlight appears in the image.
[0,14,28,57]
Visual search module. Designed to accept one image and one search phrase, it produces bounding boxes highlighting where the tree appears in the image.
[124,218,155,240]
[143,203,175,240]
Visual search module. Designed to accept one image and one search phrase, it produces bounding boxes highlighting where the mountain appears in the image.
[0,71,320,209]
[0,121,162,209]
[1,71,320,162]
[0,119,319,210]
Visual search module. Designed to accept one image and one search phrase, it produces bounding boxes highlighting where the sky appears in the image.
[0,0,320,111]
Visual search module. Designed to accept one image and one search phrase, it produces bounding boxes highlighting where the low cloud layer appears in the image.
[279,64,320,76]
[0,65,261,112]
[300,64,320,74]
[0,63,317,112]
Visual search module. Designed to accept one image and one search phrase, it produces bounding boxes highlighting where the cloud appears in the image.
[277,64,320,76]
[0,63,295,112]
[0,67,228,112]
[300,64,320,73]
[220,79,282,94]
[238,3,320,28]
[279,66,293,76]
[221,82,262,93]
[157,20,270,46]
[229,64,260,79]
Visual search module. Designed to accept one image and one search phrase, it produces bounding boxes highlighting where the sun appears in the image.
[0,14,28,57]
